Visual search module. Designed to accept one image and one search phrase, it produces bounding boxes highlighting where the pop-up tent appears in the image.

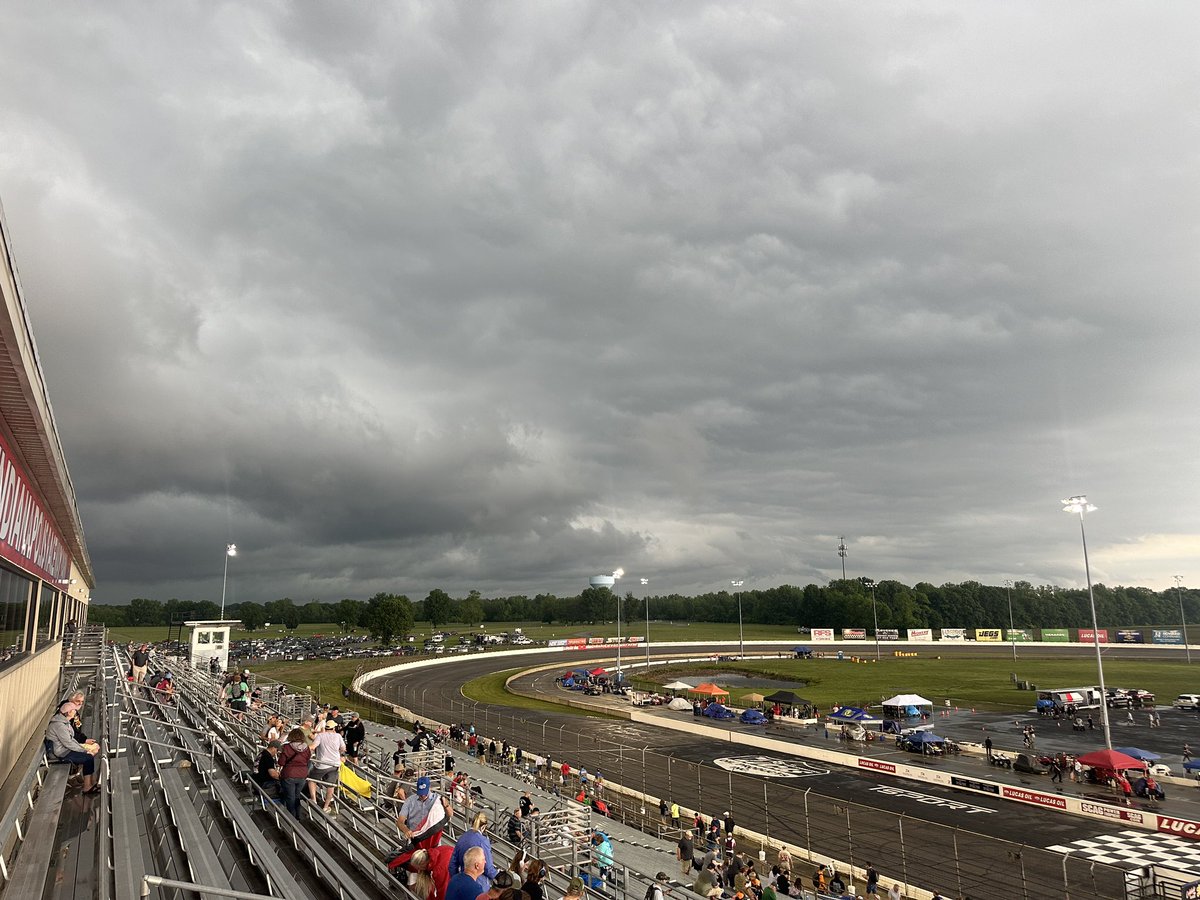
[691,682,729,696]
[1115,747,1162,762]
[1076,749,1148,771]
[828,706,882,724]
[662,681,695,691]
[882,694,933,718]
[763,690,809,706]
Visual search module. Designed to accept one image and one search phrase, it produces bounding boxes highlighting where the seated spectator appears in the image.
[559,876,585,900]
[251,740,282,797]
[46,700,100,793]
[480,869,514,900]
[154,672,175,704]
[406,844,455,900]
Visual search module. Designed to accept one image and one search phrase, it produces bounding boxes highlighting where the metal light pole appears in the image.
[838,536,847,580]
[731,580,745,659]
[1176,575,1191,664]
[613,568,624,681]
[220,543,237,619]
[642,578,650,672]
[865,579,880,660]
[1005,579,1017,661]
[1063,495,1111,751]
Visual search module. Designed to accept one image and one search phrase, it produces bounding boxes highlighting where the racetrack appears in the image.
[367,642,1188,899]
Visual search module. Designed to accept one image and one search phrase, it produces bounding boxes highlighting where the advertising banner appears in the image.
[1040,628,1070,642]
[1153,629,1185,645]
[939,628,965,642]
[1115,630,1144,644]
[0,430,70,583]
[604,636,621,644]
[907,628,932,642]
[1006,629,1031,642]
[1157,816,1200,840]
[587,637,606,646]
[1001,786,1066,809]
[877,629,900,641]
[627,636,644,644]
[566,638,586,649]
[810,628,834,642]
[975,628,1002,642]
[1078,628,1109,644]
[547,639,568,647]
[843,628,867,640]
[858,758,896,775]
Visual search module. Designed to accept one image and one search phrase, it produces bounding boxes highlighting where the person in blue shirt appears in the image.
[445,847,487,900]
[449,811,498,890]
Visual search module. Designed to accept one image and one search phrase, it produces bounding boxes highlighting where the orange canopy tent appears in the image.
[690,682,729,695]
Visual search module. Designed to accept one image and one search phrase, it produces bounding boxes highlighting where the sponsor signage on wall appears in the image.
[1115,630,1144,644]
[843,628,867,640]
[858,758,896,774]
[1153,629,1185,645]
[975,628,1002,642]
[951,776,1000,795]
[547,639,568,647]
[0,430,70,583]
[1001,786,1066,809]
[1040,628,1070,642]
[1157,816,1200,840]
[810,628,834,641]
[877,629,900,641]
[587,637,606,646]
[940,628,965,642]
[1006,629,1030,642]
[907,628,932,641]
[1078,628,1109,644]
[1080,801,1144,824]
[566,638,586,649]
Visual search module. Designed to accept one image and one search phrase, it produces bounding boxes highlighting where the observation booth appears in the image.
[184,620,241,673]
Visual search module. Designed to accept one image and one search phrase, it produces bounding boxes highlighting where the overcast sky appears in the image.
[1,3,1197,606]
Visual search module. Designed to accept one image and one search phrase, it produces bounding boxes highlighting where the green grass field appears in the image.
[643,655,1200,711]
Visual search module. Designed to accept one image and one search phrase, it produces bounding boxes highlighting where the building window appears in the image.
[35,585,59,648]
[0,565,33,669]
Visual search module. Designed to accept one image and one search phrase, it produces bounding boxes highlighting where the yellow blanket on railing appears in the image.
[339,763,372,798]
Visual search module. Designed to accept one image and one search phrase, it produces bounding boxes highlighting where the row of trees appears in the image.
[88,579,1199,636]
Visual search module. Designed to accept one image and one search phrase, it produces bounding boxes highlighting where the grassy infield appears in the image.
[111,621,1200,713]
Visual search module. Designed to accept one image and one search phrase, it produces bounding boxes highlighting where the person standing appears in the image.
[670,801,681,829]
[677,829,694,878]
[309,720,346,812]
[984,736,993,760]
[450,811,498,890]
[277,727,311,818]
[1184,744,1193,763]
[593,830,614,884]
[131,645,150,684]
[252,741,283,797]
[865,862,879,895]
[344,712,366,761]
[399,776,454,851]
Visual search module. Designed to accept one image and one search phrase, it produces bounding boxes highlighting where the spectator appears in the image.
[508,848,530,883]
[398,776,453,851]
[593,831,614,884]
[670,801,681,828]
[829,871,846,895]
[344,711,366,760]
[131,644,150,684]
[46,699,99,793]
[251,741,282,797]
[865,862,878,896]
[522,858,549,900]
[648,872,669,900]
[480,870,514,900]
[450,811,498,890]
[406,845,455,900]
[309,720,346,812]
[677,829,694,878]
[61,690,89,746]
[277,727,311,817]
[506,808,526,846]
[887,884,902,900]
[154,672,175,704]
[446,847,488,900]
[560,876,585,900]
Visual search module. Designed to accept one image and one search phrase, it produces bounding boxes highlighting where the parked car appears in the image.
[1173,694,1200,710]
[1127,689,1156,707]
[1105,689,1132,708]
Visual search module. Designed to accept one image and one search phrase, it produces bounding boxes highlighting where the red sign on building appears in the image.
[0,431,69,583]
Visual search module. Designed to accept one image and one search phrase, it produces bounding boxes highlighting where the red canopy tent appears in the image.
[690,682,729,695]
[1076,749,1148,771]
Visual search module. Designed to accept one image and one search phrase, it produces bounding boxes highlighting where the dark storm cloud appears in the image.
[0,2,1197,604]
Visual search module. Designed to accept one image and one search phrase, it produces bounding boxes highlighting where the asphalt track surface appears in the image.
[370,643,1189,900]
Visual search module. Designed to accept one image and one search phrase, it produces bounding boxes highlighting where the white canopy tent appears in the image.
[882,694,933,706]
[662,680,695,691]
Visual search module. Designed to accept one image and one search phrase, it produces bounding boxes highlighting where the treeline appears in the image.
[87,579,1198,635]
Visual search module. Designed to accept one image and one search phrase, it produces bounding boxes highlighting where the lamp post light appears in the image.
[731,580,745,659]
[1062,495,1111,751]
[864,579,880,660]
[220,543,237,619]
[1005,579,1017,661]
[838,536,847,581]
[1176,575,1191,664]
[642,578,650,672]
[613,568,624,682]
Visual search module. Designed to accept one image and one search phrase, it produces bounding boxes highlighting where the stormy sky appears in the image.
[1,3,1197,605]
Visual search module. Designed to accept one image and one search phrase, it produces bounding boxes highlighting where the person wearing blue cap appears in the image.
[398,774,453,851]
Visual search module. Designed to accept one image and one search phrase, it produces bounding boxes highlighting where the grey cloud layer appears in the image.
[1,2,1197,603]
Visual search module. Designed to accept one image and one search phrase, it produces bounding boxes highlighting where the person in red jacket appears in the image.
[406,845,455,900]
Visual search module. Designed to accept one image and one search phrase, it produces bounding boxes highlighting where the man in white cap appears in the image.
[45,700,100,793]
[308,719,345,812]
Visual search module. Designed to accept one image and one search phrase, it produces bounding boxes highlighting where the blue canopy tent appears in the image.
[828,706,882,724]
[1115,747,1162,762]
[906,731,944,744]
[703,703,735,720]
[792,645,813,659]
